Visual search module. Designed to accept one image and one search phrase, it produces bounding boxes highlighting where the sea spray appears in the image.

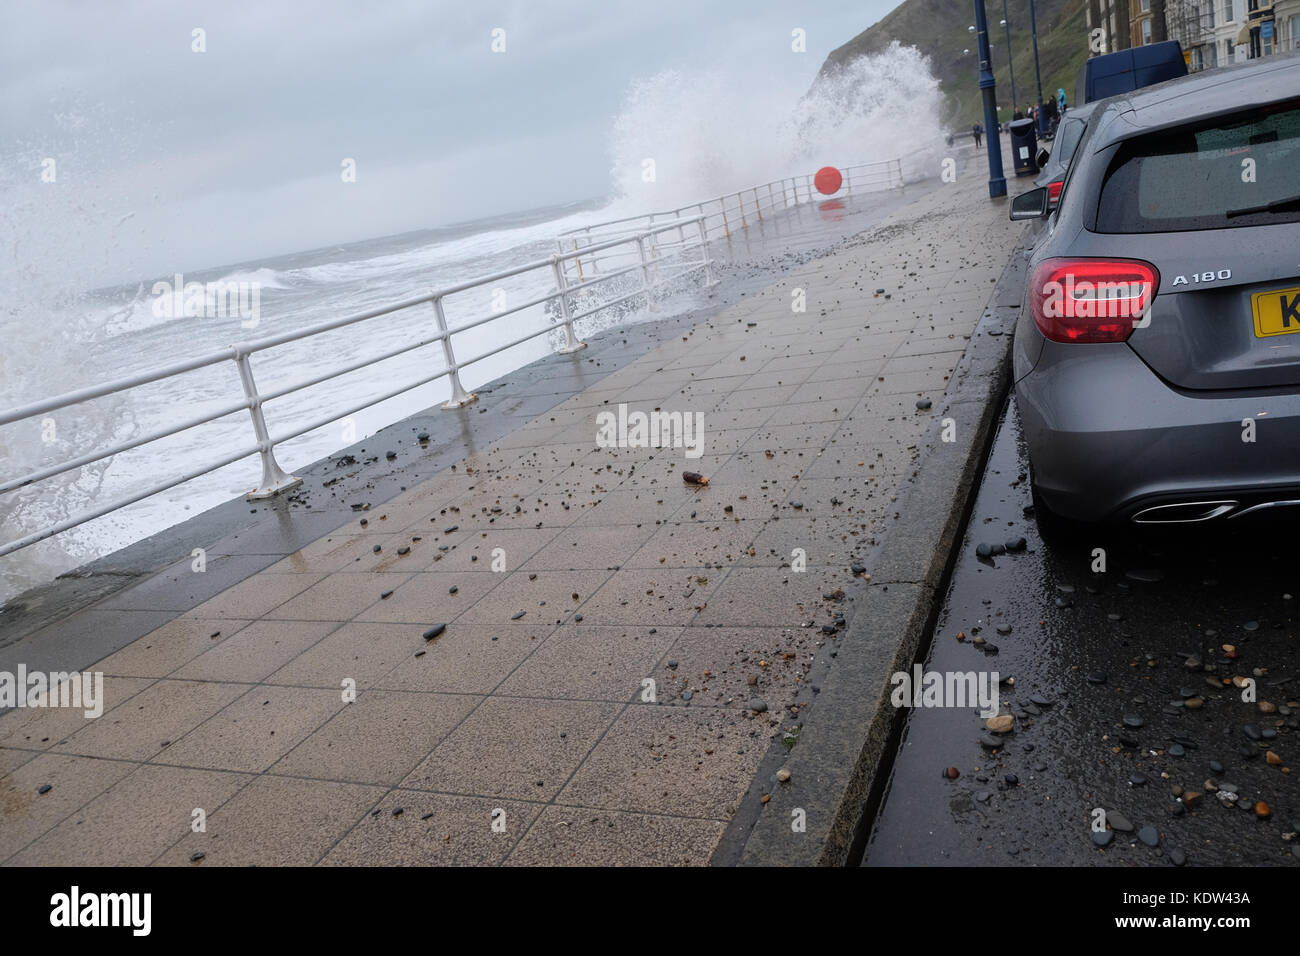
[606,42,945,214]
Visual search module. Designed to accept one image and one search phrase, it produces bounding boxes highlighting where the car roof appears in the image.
[1063,100,1100,122]
[1087,51,1300,150]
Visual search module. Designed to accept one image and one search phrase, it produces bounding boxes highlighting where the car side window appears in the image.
[1054,115,1097,215]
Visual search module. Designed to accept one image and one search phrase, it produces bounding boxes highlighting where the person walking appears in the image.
[972,122,983,148]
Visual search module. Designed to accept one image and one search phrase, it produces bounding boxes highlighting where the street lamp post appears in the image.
[973,0,1007,198]
[1029,0,1048,133]
[1000,7,1018,110]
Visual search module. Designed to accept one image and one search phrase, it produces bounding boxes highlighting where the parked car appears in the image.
[1009,54,1300,524]
[1075,40,1188,105]
[1032,100,1101,211]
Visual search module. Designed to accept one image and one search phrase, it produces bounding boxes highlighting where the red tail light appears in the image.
[1047,179,1063,206]
[1029,258,1160,343]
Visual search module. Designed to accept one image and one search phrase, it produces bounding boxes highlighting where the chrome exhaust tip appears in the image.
[1131,501,1238,524]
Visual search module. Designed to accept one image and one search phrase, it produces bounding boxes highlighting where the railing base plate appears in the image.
[246,475,304,501]
[440,392,480,410]
[557,341,588,354]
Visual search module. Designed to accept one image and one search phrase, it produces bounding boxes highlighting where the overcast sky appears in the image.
[1,0,896,282]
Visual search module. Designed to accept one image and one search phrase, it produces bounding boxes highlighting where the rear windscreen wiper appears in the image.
[1225,194,1300,218]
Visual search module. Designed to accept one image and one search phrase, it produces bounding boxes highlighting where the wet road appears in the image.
[864,398,1300,867]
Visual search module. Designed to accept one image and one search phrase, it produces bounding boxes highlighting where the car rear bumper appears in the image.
[1015,342,1300,522]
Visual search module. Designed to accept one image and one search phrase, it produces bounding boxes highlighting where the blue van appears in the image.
[1076,41,1188,103]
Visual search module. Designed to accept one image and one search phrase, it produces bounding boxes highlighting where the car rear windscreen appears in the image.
[1096,99,1300,233]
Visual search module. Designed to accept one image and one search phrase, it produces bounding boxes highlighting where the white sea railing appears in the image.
[554,159,904,286]
[0,217,714,558]
[1,155,913,559]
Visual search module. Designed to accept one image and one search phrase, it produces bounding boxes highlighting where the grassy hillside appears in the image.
[820,0,1093,126]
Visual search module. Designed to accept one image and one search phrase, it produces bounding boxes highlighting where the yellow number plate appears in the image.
[1253,286,1300,338]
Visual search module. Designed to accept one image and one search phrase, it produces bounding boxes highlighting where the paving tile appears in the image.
[93,617,250,678]
[497,625,680,701]
[788,378,868,404]
[418,526,561,574]
[9,764,251,866]
[264,571,414,621]
[170,620,339,682]
[557,706,763,818]
[0,754,137,862]
[399,697,619,800]
[654,625,817,709]
[741,516,863,569]
[453,569,610,627]
[762,399,854,427]
[577,568,720,626]
[320,792,543,866]
[153,685,345,774]
[153,775,385,866]
[52,679,247,761]
[692,567,837,627]
[373,624,553,695]
[271,689,476,785]
[450,493,583,530]
[0,747,36,776]
[353,571,504,625]
[0,677,154,751]
[506,806,724,866]
[569,488,695,528]
[187,571,326,619]
[265,532,397,574]
[623,520,758,569]
[266,622,427,688]
[519,523,658,572]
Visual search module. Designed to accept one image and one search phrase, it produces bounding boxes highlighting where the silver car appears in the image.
[1010,54,1300,524]
[1033,101,1100,210]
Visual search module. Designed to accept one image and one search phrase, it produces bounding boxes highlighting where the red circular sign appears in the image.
[814,166,843,195]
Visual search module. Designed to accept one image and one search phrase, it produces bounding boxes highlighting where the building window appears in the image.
[1226,38,1236,60]
[1224,0,1234,22]
[1290,14,1300,50]
[1141,0,1150,11]
[1142,17,1152,42]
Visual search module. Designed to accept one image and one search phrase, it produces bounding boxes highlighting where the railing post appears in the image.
[550,255,587,354]
[432,294,478,409]
[235,350,303,500]
[754,188,762,222]
[738,192,748,229]
[696,203,707,241]
[698,221,719,288]
[721,199,730,239]
[636,235,659,312]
